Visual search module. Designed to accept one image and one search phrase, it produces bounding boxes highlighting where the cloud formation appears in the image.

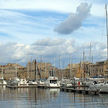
[0,38,76,65]
[54,3,91,34]
[0,38,106,66]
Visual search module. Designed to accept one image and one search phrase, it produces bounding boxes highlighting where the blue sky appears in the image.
[0,0,107,67]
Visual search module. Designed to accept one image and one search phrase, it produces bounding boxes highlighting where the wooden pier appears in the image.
[60,87,100,95]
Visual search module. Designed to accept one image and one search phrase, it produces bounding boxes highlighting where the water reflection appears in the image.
[0,86,108,108]
[67,92,108,108]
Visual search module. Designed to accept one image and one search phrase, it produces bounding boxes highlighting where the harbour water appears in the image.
[0,86,108,108]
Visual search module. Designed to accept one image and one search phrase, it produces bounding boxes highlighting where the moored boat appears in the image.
[6,77,29,88]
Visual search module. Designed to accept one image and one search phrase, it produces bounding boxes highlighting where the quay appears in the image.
[6,85,37,88]
[37,85,60,89]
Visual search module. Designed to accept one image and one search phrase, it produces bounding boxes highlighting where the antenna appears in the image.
[105,4,108,60]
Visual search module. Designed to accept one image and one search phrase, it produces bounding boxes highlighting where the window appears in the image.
[50,80,57,84]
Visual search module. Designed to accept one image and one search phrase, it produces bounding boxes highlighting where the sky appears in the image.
[0,0,108,67]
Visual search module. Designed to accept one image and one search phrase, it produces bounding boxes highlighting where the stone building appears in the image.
[104,60,108,77]
[26,60,56,80]
[66,62,93,78]
[0,63,27,80]
[89,61,104,77]
[66,63,82,78]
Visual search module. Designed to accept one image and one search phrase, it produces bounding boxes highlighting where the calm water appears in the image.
[0,86,108,108]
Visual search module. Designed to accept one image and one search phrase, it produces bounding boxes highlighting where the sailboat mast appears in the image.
[2,65,3,79]
[83,51,85,78]
[16,64,18,78]
[89,42,92,76]
[44,57,47,78]
[105,4,108,60]
[53,57,56,77]
[34,59,36,80]
[59,55,62,79]
[89,42,92,62]
[69,55,72,79]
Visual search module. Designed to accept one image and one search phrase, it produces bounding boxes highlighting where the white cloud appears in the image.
[91,4,105,17]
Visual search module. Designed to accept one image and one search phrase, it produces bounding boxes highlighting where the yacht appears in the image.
[83,76,105,87]
[60,78,72,87]
[18,79,29,87]
[45,76,60,88]
[89,81,108,93]
[37,79,46,88]
[28,80,37,85]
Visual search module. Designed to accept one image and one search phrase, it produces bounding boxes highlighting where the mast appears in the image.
[16,64,18,78]
[69,55,72,79]
[89,42,92,76]
[59,55,61,79]
[83,51,85,79]
[53,57,56,77]
[27,62,29,80]
[89,42,92,62]
[105,4,108,60]
[61,55,64,79]
[2,65,3,79]
[44,57,47,79]
[36,57,38,81]
[34,59,37,80]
